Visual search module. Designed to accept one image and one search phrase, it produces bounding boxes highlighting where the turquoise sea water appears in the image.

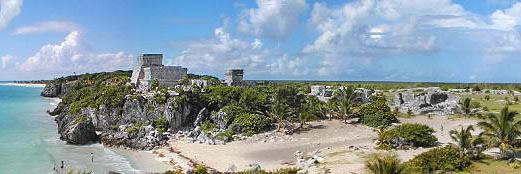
[0,85,140,174]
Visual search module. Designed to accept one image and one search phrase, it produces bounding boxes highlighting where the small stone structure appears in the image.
[394,88,461,115]
[224,69,244,86]
[131,54,187,89]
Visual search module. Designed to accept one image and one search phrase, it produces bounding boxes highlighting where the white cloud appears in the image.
[18,31,133,74]
[238,0,307,40]
[489,2,521,31]
[301,0,521,76]
[1,55,14,69]
[173,20,307,77]
[13,21,80,35]
[0,0,23,31]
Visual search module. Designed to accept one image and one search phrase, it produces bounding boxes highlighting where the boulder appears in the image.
[58,117,98,145]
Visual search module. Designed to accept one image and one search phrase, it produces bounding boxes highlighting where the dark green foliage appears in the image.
[153,116,168,133]
[358,99,398,128]
[365,153,406,174]
[406,146,471,173]
[215,129,234,141]
[193,164,208,174]
[231,113,272,135]
[200,120,217,133]
[149,79,159,90]
[478,106,521,159]
[72,115,89,124]
[379,123,437,149]
[462,97,471,114]
[61,71,133,114]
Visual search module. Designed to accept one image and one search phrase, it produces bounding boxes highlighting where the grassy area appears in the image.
[456,159,521,174]
[457,93,521,112]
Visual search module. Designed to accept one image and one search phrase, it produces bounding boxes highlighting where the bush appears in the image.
[193,164,208,174]
[379,123,437,149]
[231,113,272,135]
[366,153,406,174]
[406,146,471,173]
[215,129,234,141]
[200,120,217,133]
[358,101,398,128]
[153,116,168,133]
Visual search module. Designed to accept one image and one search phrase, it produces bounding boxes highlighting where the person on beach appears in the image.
[60,161,64,169]
[90,153,94,163]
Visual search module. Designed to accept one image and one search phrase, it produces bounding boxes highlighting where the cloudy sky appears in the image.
[1,0,521,82]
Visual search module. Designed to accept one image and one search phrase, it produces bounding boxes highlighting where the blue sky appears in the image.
[1,0,521,82]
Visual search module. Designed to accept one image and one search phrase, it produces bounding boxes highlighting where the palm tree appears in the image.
[449,125,485,159]
[335,87,356,124]
[366,153,406,174]
[298,97,319,128]
[478,106,521,159]
[269,100,289,132]
[462,97,471,114]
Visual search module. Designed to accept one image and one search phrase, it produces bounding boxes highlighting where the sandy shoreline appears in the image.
[111,148,173,173]
[0,82,46,87]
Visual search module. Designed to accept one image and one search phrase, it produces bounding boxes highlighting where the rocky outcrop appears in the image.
[41,81,80,98]
[51,92,202,149]
[55,113,98,144]
[394,88,461,115]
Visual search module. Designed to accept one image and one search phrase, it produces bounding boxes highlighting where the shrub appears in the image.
[200,120,217,133]
[379,123,437,149]
[231,113,272,135]
[215,129,234,141]
[193,164,208,174]
[358,101,398,128]
[153,116,168,133]
[366,153,406,174]
[406,146,471,173]
[72,115,89,124]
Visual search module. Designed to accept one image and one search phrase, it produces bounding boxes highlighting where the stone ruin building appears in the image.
[394,87,461,115]
[224,69,244,86]
[130,54,187,89]
[310,85,372,103]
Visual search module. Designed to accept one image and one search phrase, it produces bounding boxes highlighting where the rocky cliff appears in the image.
[42,71,211,150]
[48,91,204,150]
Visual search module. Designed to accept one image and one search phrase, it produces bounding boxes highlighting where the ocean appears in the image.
[0,84,141,174]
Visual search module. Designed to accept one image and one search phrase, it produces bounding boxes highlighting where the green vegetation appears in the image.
[200,120,217,133]
[365,153,406,174]
[72,115,89,124]
[449,125,486,159]
[406,146,471,173]
[378,123,437,149]
[231,113,272,135]
[58,71,133,114]
[153,116,168,133]
[193,164,208,174]
[478,107,521,159]
[357,97,398,128]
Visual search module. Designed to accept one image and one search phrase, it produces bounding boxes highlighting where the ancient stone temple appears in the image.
[130,54,187,89]
[224,69,244,86]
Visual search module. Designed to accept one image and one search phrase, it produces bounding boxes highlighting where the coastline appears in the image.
[0,82,47,88]
[41,89,174,173]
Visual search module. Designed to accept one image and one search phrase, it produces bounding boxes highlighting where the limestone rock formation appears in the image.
[55,114,98,145]
[394,88,461,115]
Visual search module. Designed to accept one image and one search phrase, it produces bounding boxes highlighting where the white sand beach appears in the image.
[152,116,480,173]
[0,82,46,87]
